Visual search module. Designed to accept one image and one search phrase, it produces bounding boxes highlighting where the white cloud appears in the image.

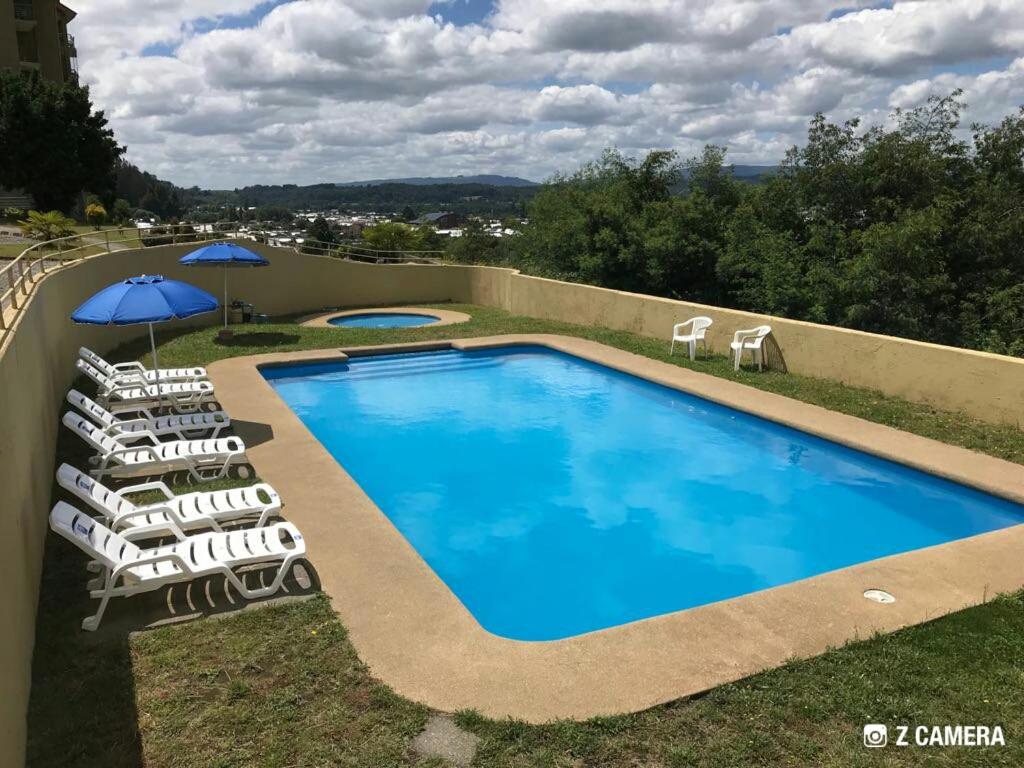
[69,0,1024,187]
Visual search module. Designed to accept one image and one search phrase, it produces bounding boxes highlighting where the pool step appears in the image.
[339,353,503,382]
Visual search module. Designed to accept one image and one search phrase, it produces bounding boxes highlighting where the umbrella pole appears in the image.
[223,267,228,329]
[149,322,162,411]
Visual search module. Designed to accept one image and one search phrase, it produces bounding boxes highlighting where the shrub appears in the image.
[141,224,199,247]
[18,209,76,241]
[85,202,107,228]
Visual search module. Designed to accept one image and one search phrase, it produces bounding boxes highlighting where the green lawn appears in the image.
[27,303,1024,767]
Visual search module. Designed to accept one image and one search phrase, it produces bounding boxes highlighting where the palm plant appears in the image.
[18,210,77,241]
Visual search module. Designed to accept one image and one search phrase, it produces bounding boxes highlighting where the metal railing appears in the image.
[0,223,447,344]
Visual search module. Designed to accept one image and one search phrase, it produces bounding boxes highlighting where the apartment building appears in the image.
[0,0,77,84]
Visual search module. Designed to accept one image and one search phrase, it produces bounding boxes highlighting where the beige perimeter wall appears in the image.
[1,242,1021,765]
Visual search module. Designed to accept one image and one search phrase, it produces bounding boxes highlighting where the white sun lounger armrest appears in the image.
[102,417,149,433]
[112,508,192,541]
[109,361,148,373]
[108,551,191,582]
[100,378,144,396]
[114,428,162,446]
[93,445,161,472]
[116,480,175,499]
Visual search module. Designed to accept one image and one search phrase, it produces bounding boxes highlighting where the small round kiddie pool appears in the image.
[301,306,473,330]
[329,312,439,329]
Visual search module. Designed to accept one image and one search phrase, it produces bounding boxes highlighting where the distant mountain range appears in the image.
[725,165,779,180]
[337,174,539,187]
[335,166,778,189]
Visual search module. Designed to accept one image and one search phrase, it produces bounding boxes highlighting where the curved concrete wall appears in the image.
[1,243,1021,765]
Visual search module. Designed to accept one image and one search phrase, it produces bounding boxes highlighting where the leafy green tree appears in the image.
[447,219,501,264]
[0,71,122,212]
[362,221,419,252]
[512,94,1024,357]
[303,216,337,253]
[254,205,293,224]
[111,198,132,225]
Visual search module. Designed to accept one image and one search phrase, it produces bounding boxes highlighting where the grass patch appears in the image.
[27,302,1024,767]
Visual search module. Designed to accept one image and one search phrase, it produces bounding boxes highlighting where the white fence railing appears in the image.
[0,224,446,342]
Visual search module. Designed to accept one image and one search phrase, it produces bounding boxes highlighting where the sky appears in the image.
[71,0,1024,189]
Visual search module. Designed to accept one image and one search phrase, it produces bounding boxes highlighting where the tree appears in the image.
[0,71,123,212]
[114,161,187,219]
[510,95,1024,357]
[303,216,337,253]
[85,202,107,228]
[447,219,501,264]
[111,198,132,225]
[254,205,293,224]
[18,210,76,240]
[362,221,418,252]
[401,205,417,221]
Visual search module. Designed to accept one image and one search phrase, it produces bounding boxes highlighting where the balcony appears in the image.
[59,31,77,56]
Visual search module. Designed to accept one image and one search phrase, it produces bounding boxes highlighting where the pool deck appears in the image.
[300,306,472,328]
[208,334,1024,722]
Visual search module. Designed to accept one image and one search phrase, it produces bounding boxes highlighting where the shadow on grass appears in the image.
[27,429,144,768]
[27,417,319,768]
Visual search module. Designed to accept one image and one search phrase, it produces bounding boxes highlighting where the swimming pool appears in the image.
[263,346,1024,641]
[327,312,439,328]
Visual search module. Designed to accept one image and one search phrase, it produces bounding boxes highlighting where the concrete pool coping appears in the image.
[300,306,471,329]
[208,334,1024,722]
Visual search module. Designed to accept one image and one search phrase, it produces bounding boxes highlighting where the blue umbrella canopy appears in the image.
[71,274,218,325]
[71,275,218,404]
[179,242,269,267]
[179,243,269,328]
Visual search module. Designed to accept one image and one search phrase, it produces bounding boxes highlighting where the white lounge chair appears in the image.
[50,501,305,630]
[56,463,282,539]
[730,325,772,371]
[670,316,713,360]
[67,389,230,441]
[79,346,208,385]
[63,412,247,481]
[77,359,217,414]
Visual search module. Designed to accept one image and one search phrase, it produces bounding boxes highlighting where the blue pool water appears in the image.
[327,312,438,328]
[263,346,1024,641]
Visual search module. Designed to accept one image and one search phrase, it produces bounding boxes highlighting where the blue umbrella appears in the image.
[179,243,270,328]
[72,275,218,401]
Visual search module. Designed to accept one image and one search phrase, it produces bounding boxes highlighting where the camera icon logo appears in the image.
[863,724,888,748]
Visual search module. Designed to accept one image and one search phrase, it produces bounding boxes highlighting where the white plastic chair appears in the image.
[67,390,230,441]
[670,316,713,360]
[62,411,247,481]
[50,501,305,630]
[56,463,282,539]
[730,325,772,371]
[79,346,208,385]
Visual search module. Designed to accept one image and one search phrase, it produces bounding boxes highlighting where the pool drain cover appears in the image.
[863,588,896,604]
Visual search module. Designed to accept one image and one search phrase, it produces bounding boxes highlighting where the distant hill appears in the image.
[191,181,537,217]
[338,174,539,187]
[678,164,778,184]
[728,165,778,181]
